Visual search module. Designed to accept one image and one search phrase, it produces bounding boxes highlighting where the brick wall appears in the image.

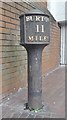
[0,1,33,98]
[42,22,60,75]
[0,1,60,98]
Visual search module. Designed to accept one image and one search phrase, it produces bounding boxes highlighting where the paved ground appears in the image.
[0,65,65,119]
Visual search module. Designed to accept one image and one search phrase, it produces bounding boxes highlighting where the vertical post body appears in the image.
[26,45,45,110]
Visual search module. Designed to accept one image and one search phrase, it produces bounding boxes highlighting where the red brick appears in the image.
[10,18,20,25]
[2,2,11,11]
[0,21,6,27]
[2,15,11,22]
[0,8,5,15]
[6,23,15,29]
[0,27,10,34]
[5,10,15,18]
[0,58,2,64]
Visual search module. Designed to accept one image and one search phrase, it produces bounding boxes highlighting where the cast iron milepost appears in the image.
[19,9,50,110]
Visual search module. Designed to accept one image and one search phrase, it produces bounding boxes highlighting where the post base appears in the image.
[25,103,44,112]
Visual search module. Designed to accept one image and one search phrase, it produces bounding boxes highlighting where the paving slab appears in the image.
[1,65,65,119]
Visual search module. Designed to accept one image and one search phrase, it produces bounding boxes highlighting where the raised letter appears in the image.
[44,17,49,22]
[26,16,33,21]
[36,25,39,32]
[39,36,42,41]
[36,25,45,32]
[44,36,47,41]
[35,36,38,41]
[28,36,33,42]
[41,16,44,21]
[36,16,40,21]
[41,25,44,32]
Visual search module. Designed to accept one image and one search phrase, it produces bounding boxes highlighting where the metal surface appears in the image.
[25,44,46,110]
[19,9,50,110]
[20,9,50,45]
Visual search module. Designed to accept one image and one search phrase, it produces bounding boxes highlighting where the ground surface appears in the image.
[0,65,65,119]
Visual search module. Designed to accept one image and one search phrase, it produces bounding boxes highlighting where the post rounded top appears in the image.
[26,9,45,15]
[19,9,49,18]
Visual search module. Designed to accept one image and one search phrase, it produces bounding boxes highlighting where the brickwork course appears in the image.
[0,1,60,98]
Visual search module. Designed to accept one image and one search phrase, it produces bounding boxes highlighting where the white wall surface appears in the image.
[47,0,67,22]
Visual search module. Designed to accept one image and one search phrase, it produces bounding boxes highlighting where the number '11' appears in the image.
[36,25,45,32]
